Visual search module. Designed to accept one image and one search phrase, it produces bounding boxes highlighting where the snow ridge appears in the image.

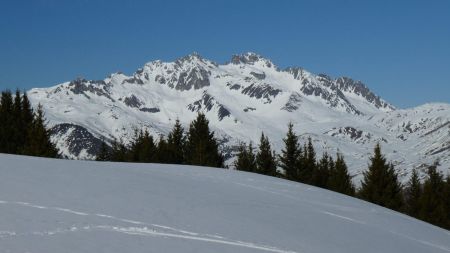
[1,154,449,253]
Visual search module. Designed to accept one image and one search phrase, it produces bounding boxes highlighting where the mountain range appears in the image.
[27,52,450,184]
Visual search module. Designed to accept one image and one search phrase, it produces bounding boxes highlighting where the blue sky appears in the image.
[0,0,449,108]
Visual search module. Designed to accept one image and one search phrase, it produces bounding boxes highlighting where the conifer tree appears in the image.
[385,163,404,210]
[96,139,111,161]
[298,138,316,183]
[155,135,170,163]
[128,129,145,162]
[247,142,257,172]
[21,92,34,138]
[185,113,224,167]
[444,175,450,229]
[279,123,300,180]
[12,89,23,153]
[256,133,277,176]
[359,143,403,210]
[419,165,447,227]
[22,104,58,158]
[296,146,305,181]
[0,90,14,153]
[234,142,257,172]
[137,131,156,162]
[167,119,185,164]
[110,138,128,162]
[328,153,355,196]
[404,169,422,217]
[311,152,331,188]
[13,90,21,111]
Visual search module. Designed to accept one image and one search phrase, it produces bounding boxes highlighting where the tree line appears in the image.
[0,90,58,158]
[96,113,224,168]
[235,123,355,196]
[404,164,450,229]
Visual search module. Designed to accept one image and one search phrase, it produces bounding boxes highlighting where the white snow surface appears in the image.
[26,52,450,184]
[0,154,449,253]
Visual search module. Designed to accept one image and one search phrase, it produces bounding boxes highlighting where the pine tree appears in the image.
[0,90,15,153]
[96,139,111,161]
[256,133,277,176]
[279,123,300,180]
[110,138,128,162]
[296,146,305,181]
[359,143,403,210]
[21,92,34,138]
[234,142,257,172]
[328,153,355,196]
[126,129,158,163]
[155,135,170,163]
[419,165,447,228]
[404,169,422,217]
[311,152,331,188]
[444,175,450,229]
[128,129,144,162]
[138,131,156,163]
[185,113,224,167]
[385,163,404,210]
[298,138,316,183]
[18,92,34,154]
[22,104,58,158]
[12,89,23,153]
[167,119,186,164]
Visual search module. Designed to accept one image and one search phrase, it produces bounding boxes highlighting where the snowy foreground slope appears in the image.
[27,52,450,183]
[0,154,449,253]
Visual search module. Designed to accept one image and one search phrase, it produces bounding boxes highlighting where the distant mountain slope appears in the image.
[0,154,449,253]
[27,52,450,183]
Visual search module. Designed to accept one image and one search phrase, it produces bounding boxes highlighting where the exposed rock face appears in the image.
[187,92,231,121]
[250,71,266,80]
[123,95,142,108]
[282,93,302,112]
[140,107,160,113]
[301,78,362,115]
[241,84,282,103]
[68,79,113,101]
[50,123,104,159]
[285,67,306,80]
[335,77,394,111]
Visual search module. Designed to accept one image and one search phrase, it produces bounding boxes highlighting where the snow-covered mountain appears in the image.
[1,154,449,253]
[27,52,450,183]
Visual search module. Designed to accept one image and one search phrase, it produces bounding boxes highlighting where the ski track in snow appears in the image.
[233,181,358,212]
[320,211,366,225]
[0,200,299,253]
[387,230,450,252]
[102,226,299,253]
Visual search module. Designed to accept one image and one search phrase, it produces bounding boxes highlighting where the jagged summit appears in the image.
[175,52,215,66]
[48,52,393,114]
[230,52,275,67]
[27,52,450,183]
[178,51,203,61]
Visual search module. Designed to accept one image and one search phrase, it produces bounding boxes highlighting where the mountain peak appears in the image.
[179,51,203,61]
[230,52,274,68]
[174,52,218,69]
